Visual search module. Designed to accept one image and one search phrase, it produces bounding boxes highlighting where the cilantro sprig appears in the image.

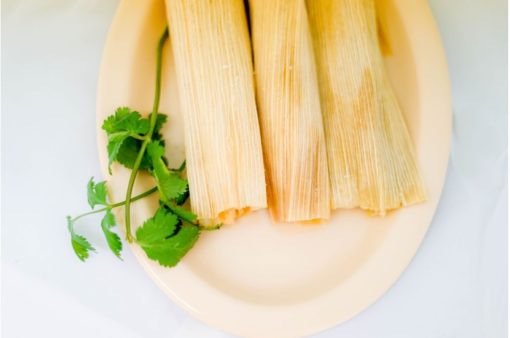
[136,207,200,267]
[67,178,158,260]
[67,28,218,267]
[122,28,170,244]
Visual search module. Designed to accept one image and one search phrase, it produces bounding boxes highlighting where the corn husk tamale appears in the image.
[249,0,330,222]
[306,0,426,214]
[165,0,267,225]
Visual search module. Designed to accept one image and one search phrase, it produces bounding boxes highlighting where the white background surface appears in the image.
[1,0,507,337]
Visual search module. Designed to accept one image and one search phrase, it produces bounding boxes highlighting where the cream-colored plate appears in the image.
[96,0,451,337]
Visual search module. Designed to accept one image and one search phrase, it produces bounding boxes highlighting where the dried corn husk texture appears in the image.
[249,0,330,222]
[306,0,426,214]
[165,0,267,225]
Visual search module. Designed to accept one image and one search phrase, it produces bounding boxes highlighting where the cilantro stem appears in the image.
[130,133,146,141]
[124,28,169,243]
[71,186,158,223]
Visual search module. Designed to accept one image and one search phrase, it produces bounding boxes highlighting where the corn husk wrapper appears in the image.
[249,0,330,222]
[306,0,426,214]
[165,0,267,225]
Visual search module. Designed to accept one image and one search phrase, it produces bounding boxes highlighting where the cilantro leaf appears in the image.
[136,208,179,244]
[112,137,152,170]
[101,210,122,258]
[147,141,188,201]
[87,178,108,209]
[102,108,161,172]
[71,235,94,262]
[165,202,197,224]
[136,208,200,267]
[106,132,129,171]
[102,108,168,172]
[153,114,168,139]
[67,216,95,262]
[102,107,150,135]
[174,186,189,205]
[147,139,165,158]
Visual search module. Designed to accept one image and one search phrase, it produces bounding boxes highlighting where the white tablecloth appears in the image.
[2,0,507,337]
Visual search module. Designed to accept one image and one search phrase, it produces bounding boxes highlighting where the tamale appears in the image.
[306,0,426,214]
[165,0,267,225]
[249,0,330,222]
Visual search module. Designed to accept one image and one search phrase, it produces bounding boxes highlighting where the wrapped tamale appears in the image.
[306,0,426,214]
[165,0,267,225]
[249,0,330,222]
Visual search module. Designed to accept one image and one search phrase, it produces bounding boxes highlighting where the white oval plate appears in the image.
[96,0,451,337]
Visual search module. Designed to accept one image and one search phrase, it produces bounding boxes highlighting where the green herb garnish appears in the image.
[67,28,214,267]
